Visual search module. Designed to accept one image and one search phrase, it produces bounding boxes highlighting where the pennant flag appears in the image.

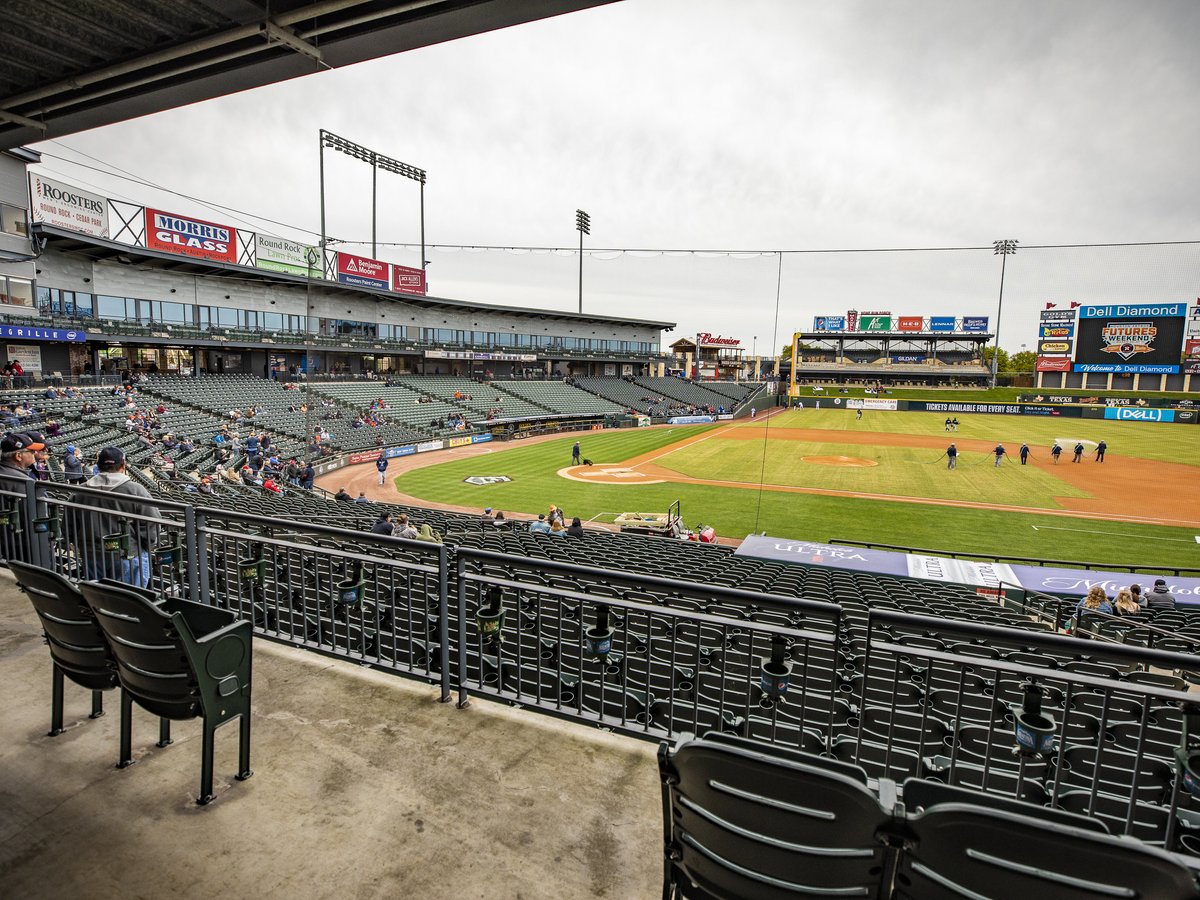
[1070,301,1081,309]
[1045,302,1057,309]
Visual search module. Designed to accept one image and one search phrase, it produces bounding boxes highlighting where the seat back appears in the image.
[9,560,118,692]
[78,581,199,719]
[660,737,890,899]
[896,802,1200,899]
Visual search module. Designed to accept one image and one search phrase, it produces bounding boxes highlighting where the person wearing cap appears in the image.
[62,445,85,484]
[83,446,161,588]
[1145,578,1176,610]
[0,432,45,480]
[529,513,551,534]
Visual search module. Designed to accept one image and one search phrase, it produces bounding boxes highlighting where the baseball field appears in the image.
[390,408,1200,567]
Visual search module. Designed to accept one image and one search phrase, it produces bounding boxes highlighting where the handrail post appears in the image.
[194,509,211,607]
[455,550,470,709]
[184,505,201,603]
[436,544,451,703]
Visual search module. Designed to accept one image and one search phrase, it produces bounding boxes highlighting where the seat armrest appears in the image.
[161,595,238,635]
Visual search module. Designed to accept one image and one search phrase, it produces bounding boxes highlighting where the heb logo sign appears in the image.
[897,316,923,332]
[391,264,427,295]
[145,208,236,263]
[336,252,389,290]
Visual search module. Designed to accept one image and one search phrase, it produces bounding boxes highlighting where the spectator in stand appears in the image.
[179,436,195,454]
[335,487,353,502]
[62,445,85,484]
[529,513,551,534]
[548,519,567,536]
[395,514,418,540]
[548,504,565,526]
[1145,578,1176,610]
[301,462,315,490]
[1130,583,1144,608]
[1113,588,1140,616]
[198,476,215,496]
[262,477,282,494]
[1074,586,1113,631]
[481,507,495,524]
[353,491,370,504]
[492,511,510,529]
[370,513,394,535]
[566,517,585,538]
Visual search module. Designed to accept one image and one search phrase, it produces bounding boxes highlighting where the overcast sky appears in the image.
[30,0,1200,354]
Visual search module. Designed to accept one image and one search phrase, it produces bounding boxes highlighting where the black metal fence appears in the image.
[5,475,1200,855]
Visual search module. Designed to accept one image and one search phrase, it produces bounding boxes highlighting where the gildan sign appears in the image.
[256,236,320,277]
[391,264,427,295]
[145,208,236,263]
[335,252,389,290]
[29,174,108,237]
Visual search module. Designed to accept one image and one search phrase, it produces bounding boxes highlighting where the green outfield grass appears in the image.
[750,409,1200,466]
[394,419,1200,568]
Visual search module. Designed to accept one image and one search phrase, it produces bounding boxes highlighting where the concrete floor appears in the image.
[0,571,663,899]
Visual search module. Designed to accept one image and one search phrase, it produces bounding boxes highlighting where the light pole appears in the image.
[575,209,590,313]
[991,239,1018,387]
[319,129,426,270]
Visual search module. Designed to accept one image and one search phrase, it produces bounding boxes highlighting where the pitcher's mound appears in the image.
[803,455,877,467]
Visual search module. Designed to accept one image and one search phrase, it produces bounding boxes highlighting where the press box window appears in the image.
[0,202,28,237]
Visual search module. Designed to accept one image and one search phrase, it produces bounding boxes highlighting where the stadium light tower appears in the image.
[991,239,1018,387]
[576,209,590,313]
[319,129,426,269]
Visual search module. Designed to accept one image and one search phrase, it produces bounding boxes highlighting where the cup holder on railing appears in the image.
[634,712,650,726]
[560,691,576,706]
[1012,678,1057,757]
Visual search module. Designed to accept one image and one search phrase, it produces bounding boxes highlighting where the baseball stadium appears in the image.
[2,3,1200,899]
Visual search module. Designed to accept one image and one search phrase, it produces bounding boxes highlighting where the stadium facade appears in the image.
[0,151,673,381]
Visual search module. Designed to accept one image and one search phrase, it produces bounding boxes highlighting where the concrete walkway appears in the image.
[0,572,662,899]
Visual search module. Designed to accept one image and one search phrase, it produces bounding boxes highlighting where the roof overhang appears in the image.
[0,1,618,150]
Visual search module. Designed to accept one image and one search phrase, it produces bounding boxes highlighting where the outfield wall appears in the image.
[787,396,1198,424]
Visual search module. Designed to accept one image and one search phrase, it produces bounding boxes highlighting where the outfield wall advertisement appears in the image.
[1073,303,1186,374]
[145,208,237,263]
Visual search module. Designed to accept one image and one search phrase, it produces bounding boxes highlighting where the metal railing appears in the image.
[855,609,1200,852]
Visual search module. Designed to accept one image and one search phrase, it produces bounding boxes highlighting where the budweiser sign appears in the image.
[697,333,741,346]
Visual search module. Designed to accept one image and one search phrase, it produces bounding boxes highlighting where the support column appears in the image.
[1105,373,1113,390]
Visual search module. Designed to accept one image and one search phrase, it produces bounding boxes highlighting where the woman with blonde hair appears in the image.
[1113,588,1140,616]
[1074,585,1113,635]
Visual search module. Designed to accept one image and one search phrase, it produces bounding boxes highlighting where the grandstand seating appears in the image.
[394,376,550,419]
[492,380,625,416]
[633,376,755,412]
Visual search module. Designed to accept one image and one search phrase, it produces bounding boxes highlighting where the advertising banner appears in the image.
[0,324,86,343]
[1040,324,1074,338]
[448,436,472,448]
[425,350,538,362]
[1040,309,1078,322]
[897,316,923,332]
[1189,305,1200,337]
[29,174,108,237]
[858,312,893,332]
[1186,358,1200,375]
[813,316,846,331]
[961,316,989,333]
[735,536,910,577]
[667,415,715,424]
[391,264,427,295]
[6,345,42,372]
[1103,407,1176,423]
[847,398,899,410]
[145,208,237,263]
[891,355,927,363]
[1037,339,1073,355]
[1009,565,1200,601]
[348,450,382,464]
[255,235,320,277]
[929,317,956,332]
[470,434,493,444]
[335,252,389,290]
[912,401,1024,414]
[1074,303,1186,374]
[416,440,444,453]
[1036,356,1073,372]
[385,445,417,458]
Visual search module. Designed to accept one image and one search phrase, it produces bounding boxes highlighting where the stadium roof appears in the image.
[0,0,616,151]
[36,222,676,330]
